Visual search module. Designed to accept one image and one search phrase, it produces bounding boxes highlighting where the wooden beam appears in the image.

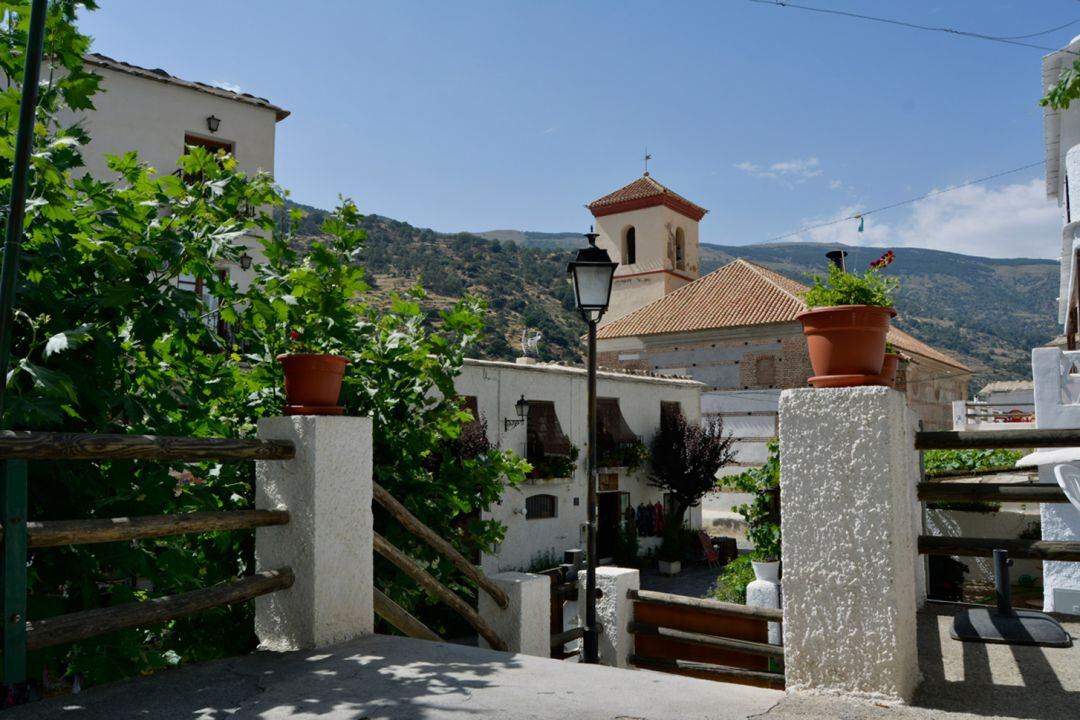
[372,482,509,609]
[629,655,785,688]
[373,532,508,651]
[629,621,784,659]
[917,483,1067,504]
[4,510,290,548]
[918,536,1080,561]
[628,589,783,622]
[0,431,295,462]
[915,429,1080,450]
[551,626,584,648]
[26,568,293,651]
[374,588,442,642]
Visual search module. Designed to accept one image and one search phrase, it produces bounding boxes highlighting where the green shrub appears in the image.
[713,555,755,604]
[613,517,640,567]
[719,440,781,562]
[803,251,897,309]
[923,449,1024,475]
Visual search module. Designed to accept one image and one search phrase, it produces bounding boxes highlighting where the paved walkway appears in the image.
[15,634,782,720]
[759,604,1080,720]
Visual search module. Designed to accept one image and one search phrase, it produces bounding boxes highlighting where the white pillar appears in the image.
[578,566,639,668]
[779,387,920,703]
[254,415,374,650]
[478,571,551,656]
[1032,346,1080,614]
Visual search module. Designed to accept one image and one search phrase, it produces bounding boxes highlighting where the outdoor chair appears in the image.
[697,530,721,567]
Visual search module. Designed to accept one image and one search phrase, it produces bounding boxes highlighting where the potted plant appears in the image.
[721,440,782,581]
[798,250,899,388]
[880,342,901,388]
[277,328,348,414]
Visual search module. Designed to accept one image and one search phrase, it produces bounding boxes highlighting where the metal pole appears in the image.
[583,317,599,663]
[993,549,1014,617]
[0,0,49,425]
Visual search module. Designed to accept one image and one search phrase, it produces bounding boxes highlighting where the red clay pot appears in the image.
[877,352,900,388]
[796,305,896,387]
[277,353,348,410]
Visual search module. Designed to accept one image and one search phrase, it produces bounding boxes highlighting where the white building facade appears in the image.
[455,358,703,574]
[62,53,289,292]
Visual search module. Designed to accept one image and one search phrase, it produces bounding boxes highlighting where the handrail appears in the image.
[628,588,784,622]
[26,568,293,651]
[629,655,785,688]
[917,483,1068,504]
[1,509,290,547]
[374,588,442,642]
[915,428,1080,450]
[918,535,1080,561]
[373,532,508,651]
[372,482,509,609]
[628,621,784,659]
[0,430,295,461]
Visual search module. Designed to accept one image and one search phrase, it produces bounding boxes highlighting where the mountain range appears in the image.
[285,201,1059,388]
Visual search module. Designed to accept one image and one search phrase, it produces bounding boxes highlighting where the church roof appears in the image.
[587,173,707,221]
[597,258,971,372]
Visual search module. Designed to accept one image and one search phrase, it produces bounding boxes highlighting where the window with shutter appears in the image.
[525,493,558,520]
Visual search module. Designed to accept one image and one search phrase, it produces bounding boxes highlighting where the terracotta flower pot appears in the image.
[796,305,896,387]
[277,353,348,413]
[878,352,900,388]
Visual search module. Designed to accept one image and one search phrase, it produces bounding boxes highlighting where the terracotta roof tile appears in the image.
[597,259,971,372]
[587,174,707,220]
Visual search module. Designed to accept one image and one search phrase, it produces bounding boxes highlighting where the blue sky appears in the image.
[78,1,1077,258]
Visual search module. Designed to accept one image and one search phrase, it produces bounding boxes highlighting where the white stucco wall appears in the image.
[254,415,374,650]
[779,387,920,703]
[56,61,284,292]
[455,359,702,574]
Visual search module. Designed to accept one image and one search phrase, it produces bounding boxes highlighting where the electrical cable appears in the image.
[764,161,1045,243]
[748,0,1080,55]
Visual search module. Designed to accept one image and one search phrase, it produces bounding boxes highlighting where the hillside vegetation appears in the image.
[285,200,1059,386]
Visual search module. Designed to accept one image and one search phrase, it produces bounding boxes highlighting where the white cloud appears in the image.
[212,80,242,93]
[542,127,556,135]
[828,179,842,190]
[784,178,1059,259]
[735,156,822,181]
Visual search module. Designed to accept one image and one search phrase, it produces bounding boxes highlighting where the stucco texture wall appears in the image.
[779,387,920,702]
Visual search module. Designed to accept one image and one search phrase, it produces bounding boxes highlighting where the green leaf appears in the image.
[44,324,93,357]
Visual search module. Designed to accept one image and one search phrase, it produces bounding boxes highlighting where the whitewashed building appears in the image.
[1026,36,1080,614]
[455,358,703,574]
[61,53,289,292]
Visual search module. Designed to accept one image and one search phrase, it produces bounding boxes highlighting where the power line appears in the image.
[749,0,1080,55]
[765,161,1045,243]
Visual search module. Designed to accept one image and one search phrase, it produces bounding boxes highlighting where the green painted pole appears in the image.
[1,459,27,685]
[0,0,49,424]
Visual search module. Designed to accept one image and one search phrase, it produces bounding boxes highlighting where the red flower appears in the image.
[870,250,895,269]
[290,331,301,341]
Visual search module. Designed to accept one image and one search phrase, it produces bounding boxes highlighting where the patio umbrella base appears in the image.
[950,607,1072,648]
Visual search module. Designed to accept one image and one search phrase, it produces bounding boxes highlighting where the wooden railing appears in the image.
[626,589,785,689]
[915,428,1080,563]
[0,431,297,686]
[370,481,509,652]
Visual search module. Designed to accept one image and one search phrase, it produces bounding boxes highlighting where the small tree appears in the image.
[649,411,736,529]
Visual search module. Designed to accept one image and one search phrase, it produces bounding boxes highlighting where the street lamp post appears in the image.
[567,228,618,664]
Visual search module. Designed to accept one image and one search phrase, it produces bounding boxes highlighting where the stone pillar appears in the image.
[779,387,920,703]
[1032,346,1080,614]
[578,566,639,668]
[254,415,374,651]
[478,571,551,656]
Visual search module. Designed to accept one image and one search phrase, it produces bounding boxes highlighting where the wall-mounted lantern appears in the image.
[239,252,253,271]
[206,114,221,134]
[504,394,529,431]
